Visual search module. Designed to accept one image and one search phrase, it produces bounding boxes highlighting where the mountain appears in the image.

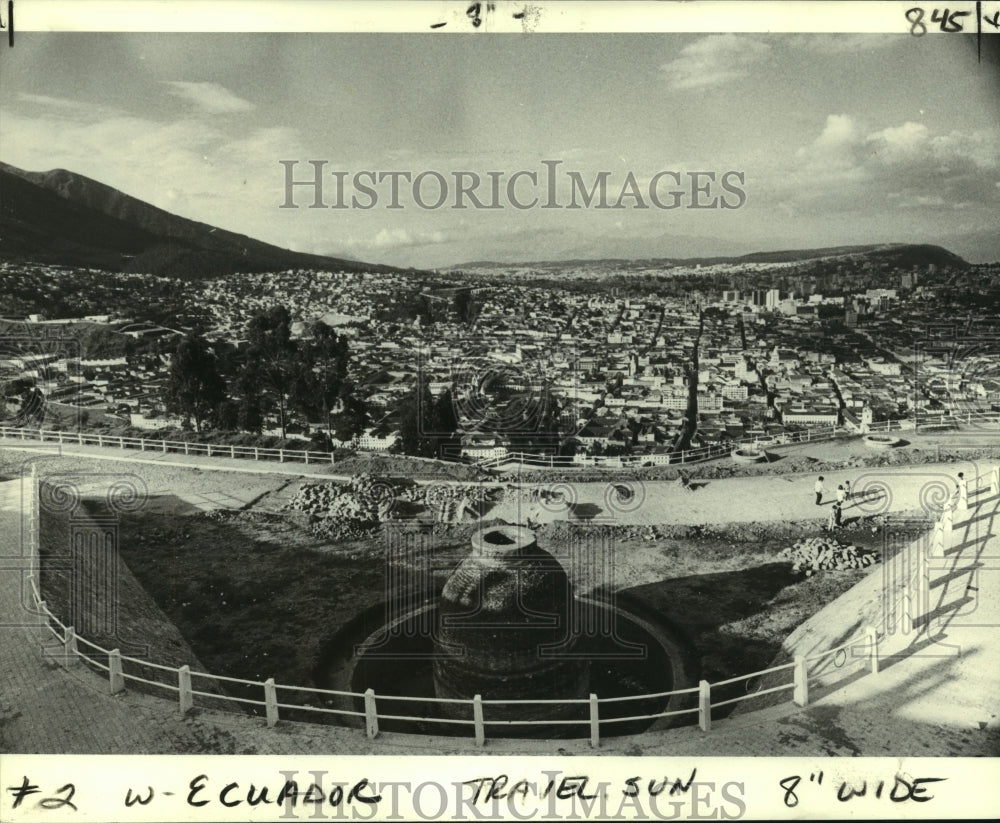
[0,162,397,278]
[448,243,969,273]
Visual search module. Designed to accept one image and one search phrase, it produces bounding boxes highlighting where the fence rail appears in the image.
[21,462,996,747]
[0,424,337,466]
[3,412,997,476]
[482,412,1000,471]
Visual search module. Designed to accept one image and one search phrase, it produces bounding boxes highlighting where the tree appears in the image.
[330,380,367,442]
[245,306,296,438]
[166,334,225,432]
[292,321,350,432]
[235,366,264,434]
[398,380,435,457]
[452,289,479,325]
[429,386,459,458]
[213,399,239,431]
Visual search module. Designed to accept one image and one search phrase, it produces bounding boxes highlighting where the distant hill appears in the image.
[449,243,969,273]
[0,162,397,278]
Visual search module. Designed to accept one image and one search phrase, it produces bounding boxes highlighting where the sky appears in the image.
[2,31,999,267]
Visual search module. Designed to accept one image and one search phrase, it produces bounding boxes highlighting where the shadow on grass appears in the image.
[38,488,409,721]
[615,563,801,719]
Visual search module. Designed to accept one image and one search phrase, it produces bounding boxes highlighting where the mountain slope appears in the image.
[0,162,395,277]
[449,243,969,272]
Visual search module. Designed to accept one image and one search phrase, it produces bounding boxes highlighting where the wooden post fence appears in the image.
[364,688,379,739]
[589,693,600,748]
[916,555,930,633]
[178,665,193,714]
[901,573,914,635]
[793,655,809,707]
[698,680,711,732]
[109,649,125,694]
[473,695,485,747]
[62,626,79,666]
[264,678,279,727]
[866,625,880,675]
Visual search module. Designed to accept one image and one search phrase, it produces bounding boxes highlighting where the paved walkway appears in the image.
[493,461,991,526]
[5,435,994,527]
[2,467,998,755]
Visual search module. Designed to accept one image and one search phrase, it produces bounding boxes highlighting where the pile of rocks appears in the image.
[781,537,880,575]
[283,474,399,539]
[284,476,503,537]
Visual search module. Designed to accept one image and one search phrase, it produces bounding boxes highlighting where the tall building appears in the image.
[765,288,780,310]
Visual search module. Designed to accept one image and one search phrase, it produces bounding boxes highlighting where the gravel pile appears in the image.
[781,537,880,575]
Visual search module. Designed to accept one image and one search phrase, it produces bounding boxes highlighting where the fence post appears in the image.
[206,444,212,457]
[364,688,378,739]
[901,572,913,634]
[254,447,260,461]
[228,445,234,459]
[915,554,929,633]
[76,431,83,444]
[97,434,104,447]
[793,655,809,707]
[304,452,310,465]
[62,626,79,666]
[589,693,600,748]
[118,437,124,449]
[698,680,711,732]
[178,665,193,714]
[473,694,485,747]
[264,678,279,727]
[866,625,880,675]
[108,649,125,694]
[184,442,189,455]
[279,449,285,463]
[330,452,335,465]
[57,431,64,444]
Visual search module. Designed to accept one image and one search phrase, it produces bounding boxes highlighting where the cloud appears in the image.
[801,113,865,168]
[15,93,120,119]
[660,35,771,91]
[788,34,897,54]
[776,114,1000,218]
[369,227,448,250]
[162,81,254,114]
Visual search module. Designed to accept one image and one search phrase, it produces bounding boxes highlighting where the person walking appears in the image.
[834,501,843,528]
[836,484,846,506]
[953,471,966,510]
[827,503,838,531]
[815,476,826,505]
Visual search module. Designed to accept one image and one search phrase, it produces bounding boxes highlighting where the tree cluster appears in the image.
[166,306,365,440]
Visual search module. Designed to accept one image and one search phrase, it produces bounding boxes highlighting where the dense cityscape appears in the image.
[3,250,998,468]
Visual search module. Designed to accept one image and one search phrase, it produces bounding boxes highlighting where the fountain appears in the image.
[432,525,590,722]
[324,524,695,738]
